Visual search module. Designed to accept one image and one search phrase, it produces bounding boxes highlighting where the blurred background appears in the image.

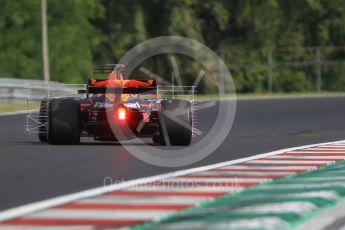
[0,0,344,101]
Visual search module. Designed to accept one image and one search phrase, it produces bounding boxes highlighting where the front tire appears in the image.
[48,98,80,145]
[159,99,192,146]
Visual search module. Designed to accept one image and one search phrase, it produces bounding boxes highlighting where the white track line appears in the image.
[219,165,317,170]
[248,160,333,164]
[1,139,345,222]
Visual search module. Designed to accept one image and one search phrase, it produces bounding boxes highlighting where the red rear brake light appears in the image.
[118,108,126,120]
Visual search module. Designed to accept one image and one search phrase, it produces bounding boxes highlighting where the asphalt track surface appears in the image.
[1,96,345,211]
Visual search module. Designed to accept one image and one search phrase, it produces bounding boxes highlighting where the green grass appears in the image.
[0,102,39,114]
[193,91,345,100]
[237,91,345,98]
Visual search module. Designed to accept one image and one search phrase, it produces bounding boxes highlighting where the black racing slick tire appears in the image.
[38,99,48,142]
[48,98,80,145]
[159,99,192,146]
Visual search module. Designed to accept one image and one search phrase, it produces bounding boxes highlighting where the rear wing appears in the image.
[86,79,156,94]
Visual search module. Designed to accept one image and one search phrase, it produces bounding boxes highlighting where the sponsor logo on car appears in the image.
[124,102,140,109]
[94,102,114,108]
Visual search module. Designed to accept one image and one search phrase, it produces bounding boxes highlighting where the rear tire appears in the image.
[48,98,80,145]
[38,99,48,142]
[159,99,192,146]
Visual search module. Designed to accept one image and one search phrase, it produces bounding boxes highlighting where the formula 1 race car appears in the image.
[35,65,193,146]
